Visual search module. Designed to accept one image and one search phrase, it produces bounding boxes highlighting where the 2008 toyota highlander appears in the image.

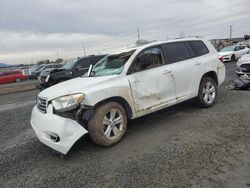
[31,38,225,154]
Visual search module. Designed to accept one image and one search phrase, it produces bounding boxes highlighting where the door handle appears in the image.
[194,62,201,66]
[163,70,171,75]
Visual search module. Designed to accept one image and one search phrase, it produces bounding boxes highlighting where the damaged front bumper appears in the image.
[30,104,88,154]
[236,66,250,76]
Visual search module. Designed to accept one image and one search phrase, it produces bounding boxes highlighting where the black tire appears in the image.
[196,77,217,108]
[236,73,242,77]
[88,102,127,147]
[15,78,21,82]
[231,54,236,62]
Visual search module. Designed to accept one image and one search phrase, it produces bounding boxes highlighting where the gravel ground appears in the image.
[0,62,249,188]
[0,79,38,89]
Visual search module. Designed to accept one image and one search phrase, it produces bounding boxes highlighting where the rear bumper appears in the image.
[218,64,226,86]
[30,104,88,154]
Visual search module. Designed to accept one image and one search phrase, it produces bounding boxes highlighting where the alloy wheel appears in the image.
[202,81,216,104]
[102,108,124,140]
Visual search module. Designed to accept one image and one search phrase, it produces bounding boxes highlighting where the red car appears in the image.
[0,70,28,84]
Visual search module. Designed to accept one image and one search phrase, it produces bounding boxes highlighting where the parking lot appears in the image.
[0,62,249,187]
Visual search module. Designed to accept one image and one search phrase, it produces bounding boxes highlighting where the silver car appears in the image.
[236,50,250,76]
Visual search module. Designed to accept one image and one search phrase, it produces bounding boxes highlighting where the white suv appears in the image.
[31,38,225,154]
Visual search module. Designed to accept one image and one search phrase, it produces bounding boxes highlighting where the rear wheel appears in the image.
[196,77,217,108]
[15,78,21,82]
[231,54,236,62]
[88,102,127,146]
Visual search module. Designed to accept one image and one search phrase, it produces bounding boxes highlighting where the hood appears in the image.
[38,75,118,101]
[239,54,250,63]
[218,51,233,56]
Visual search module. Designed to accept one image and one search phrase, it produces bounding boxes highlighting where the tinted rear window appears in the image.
[188,41,209,56]
[162,42,192,63]
[5,71,20,75]
[78,58,92,67]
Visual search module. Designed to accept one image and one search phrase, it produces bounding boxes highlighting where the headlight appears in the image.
[52,93,84,112]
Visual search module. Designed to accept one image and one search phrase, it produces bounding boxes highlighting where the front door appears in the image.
[127,47,176,114]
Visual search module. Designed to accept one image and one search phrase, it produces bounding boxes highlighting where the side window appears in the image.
[163,42,192,63]
[91,56,103,64]
[239,46,245,50]
[0,73,7,77]
[76,58,91,69]
[234,46,240,51]
[130,47,164,73]
[188,41,209,57]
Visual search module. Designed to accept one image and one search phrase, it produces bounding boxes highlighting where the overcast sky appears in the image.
[0,0,249,64]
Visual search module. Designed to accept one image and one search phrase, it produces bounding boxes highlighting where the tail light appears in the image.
[218,57,224,63]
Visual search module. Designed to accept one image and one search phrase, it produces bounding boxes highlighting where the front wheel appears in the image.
[196,77,217,108]
[15,78,21,82]
[231,54,236,62]
[88,102,127,147]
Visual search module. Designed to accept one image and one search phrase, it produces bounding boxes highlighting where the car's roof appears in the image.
[2,70,21,73]
[112,37,206,54]
[78,54,106,60]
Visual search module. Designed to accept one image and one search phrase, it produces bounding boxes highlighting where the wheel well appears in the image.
[93,97,133,119]
[202,71,218,85]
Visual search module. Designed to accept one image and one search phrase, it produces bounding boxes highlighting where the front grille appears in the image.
[240,64,250,72]
[37,97,47,113]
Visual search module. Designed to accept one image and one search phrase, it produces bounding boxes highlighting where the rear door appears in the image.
[234,46,242,59]
[162,41,207,100]
[127,47,176,114]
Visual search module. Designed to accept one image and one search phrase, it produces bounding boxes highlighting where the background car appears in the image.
[236,50,250,76]
[30,64,63,79]
[38,55,105,89]
[0,70,28,84]
[218,45,249,62]
[27,64,39,77]
[37,68,58,85]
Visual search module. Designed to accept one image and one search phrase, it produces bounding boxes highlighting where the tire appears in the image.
[236,73,242,77]
[15,78,21,82]
[88,102,127,147]
[196,77,217,108]
[231,54,236,62]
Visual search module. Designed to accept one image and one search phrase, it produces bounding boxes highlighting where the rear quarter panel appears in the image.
[203,40,225,86]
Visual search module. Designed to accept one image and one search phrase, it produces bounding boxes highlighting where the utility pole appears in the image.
[137,27,141,42]
[57,49,59,59]
[82,45,86,56]
[229,25,232,39]
[180,31,185,38]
